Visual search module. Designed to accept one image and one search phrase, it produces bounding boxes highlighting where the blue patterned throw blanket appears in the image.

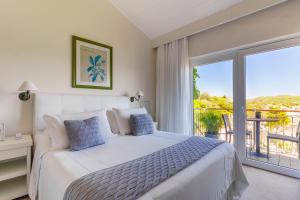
[63,136,224,200]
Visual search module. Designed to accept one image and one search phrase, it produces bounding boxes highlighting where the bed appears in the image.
[29,93,248,200]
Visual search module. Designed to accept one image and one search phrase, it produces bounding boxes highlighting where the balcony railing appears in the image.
[194,108,300,159]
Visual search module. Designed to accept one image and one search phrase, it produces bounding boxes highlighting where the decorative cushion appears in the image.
[64,117,105,151]
[130,114,154,136]
[60,110,113,139]
[43,109,112,149]
[112,108,147,135]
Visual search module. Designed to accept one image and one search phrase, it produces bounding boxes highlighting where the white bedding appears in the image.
[29,131,248,200]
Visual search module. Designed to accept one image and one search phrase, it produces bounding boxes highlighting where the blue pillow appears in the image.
[130,114,154,136]
[64,116,105,151]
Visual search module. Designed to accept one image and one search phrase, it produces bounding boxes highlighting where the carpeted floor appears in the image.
[241,166,300,200]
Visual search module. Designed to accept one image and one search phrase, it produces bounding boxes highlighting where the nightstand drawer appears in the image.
[0,135,32,199]
[0,147,27,161]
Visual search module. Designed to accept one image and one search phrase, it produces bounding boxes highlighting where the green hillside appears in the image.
[194,94,300,110]
[247,95,300,109]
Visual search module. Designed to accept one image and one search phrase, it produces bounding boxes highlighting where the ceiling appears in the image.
[109,0,244,39]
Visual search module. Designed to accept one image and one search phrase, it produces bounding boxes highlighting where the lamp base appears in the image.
[19,91,30,101]
[130,96,141,102]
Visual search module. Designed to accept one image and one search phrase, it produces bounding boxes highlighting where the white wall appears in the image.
[189,0,300,57]
[0,0,155,136]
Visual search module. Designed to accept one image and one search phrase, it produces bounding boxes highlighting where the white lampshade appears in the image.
[136,90,144,97]
[18,81,38,92]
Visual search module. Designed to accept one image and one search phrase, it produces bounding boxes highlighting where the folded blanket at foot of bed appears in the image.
[63,136,224,200]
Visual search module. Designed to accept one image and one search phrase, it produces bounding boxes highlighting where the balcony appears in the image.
[194,108,300,170]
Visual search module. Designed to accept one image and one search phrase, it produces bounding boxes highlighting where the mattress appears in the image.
[29,131,248,200]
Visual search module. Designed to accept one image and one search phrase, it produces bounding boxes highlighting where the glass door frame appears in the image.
[236,37,300,178]
[191,51,238,149]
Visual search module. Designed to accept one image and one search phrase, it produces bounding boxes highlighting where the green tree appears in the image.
[193,68,200,99]
[265,107,291,129]
[193,93,233,135]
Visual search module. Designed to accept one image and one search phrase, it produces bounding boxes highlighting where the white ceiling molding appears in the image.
[151,0,288,48]
[109,0,243,39]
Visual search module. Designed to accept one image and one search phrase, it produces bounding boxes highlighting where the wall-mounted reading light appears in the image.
[18,81,38,101]
[130,90,144,102]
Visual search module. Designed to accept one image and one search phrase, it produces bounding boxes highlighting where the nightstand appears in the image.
[0,135,33,200]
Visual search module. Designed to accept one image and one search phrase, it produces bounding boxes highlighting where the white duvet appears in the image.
[29,131,248,200]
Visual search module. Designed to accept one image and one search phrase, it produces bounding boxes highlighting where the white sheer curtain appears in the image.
[156,38,192,135]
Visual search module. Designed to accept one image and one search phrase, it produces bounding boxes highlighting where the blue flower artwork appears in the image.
[87,55,106,82]
[72,36,112,90]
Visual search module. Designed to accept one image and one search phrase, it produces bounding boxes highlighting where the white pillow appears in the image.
[43,115,67,149]
[112,107,147,135]
[43,110,113,149]
[107,110,120,134]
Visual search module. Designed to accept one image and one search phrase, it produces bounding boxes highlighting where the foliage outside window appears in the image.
[199,110,223,135]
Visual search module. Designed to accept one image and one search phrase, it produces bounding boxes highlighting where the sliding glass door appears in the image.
[237,37,300,178]
[192,37,300,178]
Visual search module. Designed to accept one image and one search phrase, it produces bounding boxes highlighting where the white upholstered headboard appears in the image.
[33,93,130,134]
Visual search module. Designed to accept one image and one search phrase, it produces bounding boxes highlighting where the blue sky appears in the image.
[195,45,300,98]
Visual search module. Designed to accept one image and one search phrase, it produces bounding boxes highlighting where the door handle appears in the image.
[241,106,245,113]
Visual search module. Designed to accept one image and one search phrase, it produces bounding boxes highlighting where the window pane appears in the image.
[245,45,300,170]
[193,60,233,142]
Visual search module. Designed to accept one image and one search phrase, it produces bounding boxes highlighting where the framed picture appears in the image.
[0,123,5,141]
[72,36,113,90]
